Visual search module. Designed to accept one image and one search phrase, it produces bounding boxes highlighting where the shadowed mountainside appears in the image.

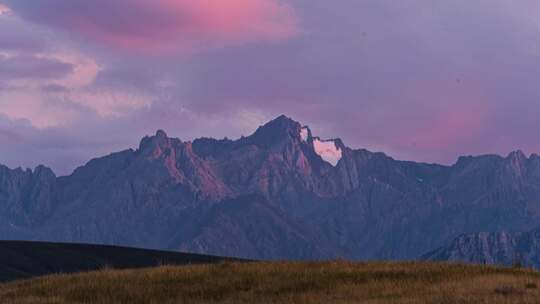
[2,115,540,260]
[0,241,237,282]
[422,227,540,268]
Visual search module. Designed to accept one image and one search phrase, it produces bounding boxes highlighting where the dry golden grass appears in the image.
[1,261,540,303]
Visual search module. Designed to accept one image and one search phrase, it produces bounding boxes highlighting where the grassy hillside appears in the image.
[1,262,540,303]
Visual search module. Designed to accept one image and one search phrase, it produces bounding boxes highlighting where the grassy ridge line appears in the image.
[1,262,540,304]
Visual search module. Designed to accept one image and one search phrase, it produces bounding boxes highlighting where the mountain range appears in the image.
[2,115,540,261]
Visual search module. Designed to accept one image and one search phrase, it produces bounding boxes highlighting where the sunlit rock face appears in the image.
[313,138,342,166]
[2,115,540,260]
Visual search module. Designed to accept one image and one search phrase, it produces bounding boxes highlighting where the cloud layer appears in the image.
[5,0,299,53]
[2,0,540,175]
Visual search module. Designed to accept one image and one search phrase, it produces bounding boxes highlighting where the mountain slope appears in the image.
[2,115,540,260]
[422,228,540,268]
[172,195,340,260]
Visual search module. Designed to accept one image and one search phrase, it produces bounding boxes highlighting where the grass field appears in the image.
[1,261,540,303]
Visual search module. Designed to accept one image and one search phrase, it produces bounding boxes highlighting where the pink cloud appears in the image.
[8,0,299,53]
[0,4,10,15]
[386,80,492,153]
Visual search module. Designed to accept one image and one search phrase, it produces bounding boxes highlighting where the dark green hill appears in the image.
[0,241,237,282]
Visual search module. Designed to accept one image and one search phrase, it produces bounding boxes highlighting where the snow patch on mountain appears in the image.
[313,139,342,166]
[300,127,309,141]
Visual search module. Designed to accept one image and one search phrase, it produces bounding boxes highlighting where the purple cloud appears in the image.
[2,0,540,174]
[0,55,74,79]
[5,0,299,54]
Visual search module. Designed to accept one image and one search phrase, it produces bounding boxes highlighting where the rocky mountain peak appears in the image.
[138,129,183,158]
[155,129,168,139]
[505,150,528,177]
[32,165,56,181]
[248,115,303,148]
[507,150,527,163]
[34,164,54,174]
[269,114,301,129]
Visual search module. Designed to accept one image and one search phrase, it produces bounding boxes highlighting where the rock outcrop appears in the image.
[422,228,540,268]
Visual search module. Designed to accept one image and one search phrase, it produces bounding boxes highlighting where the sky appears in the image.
[1,0,540,175]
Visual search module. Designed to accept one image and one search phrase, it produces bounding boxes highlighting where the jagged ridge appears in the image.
[2,115,540,260]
